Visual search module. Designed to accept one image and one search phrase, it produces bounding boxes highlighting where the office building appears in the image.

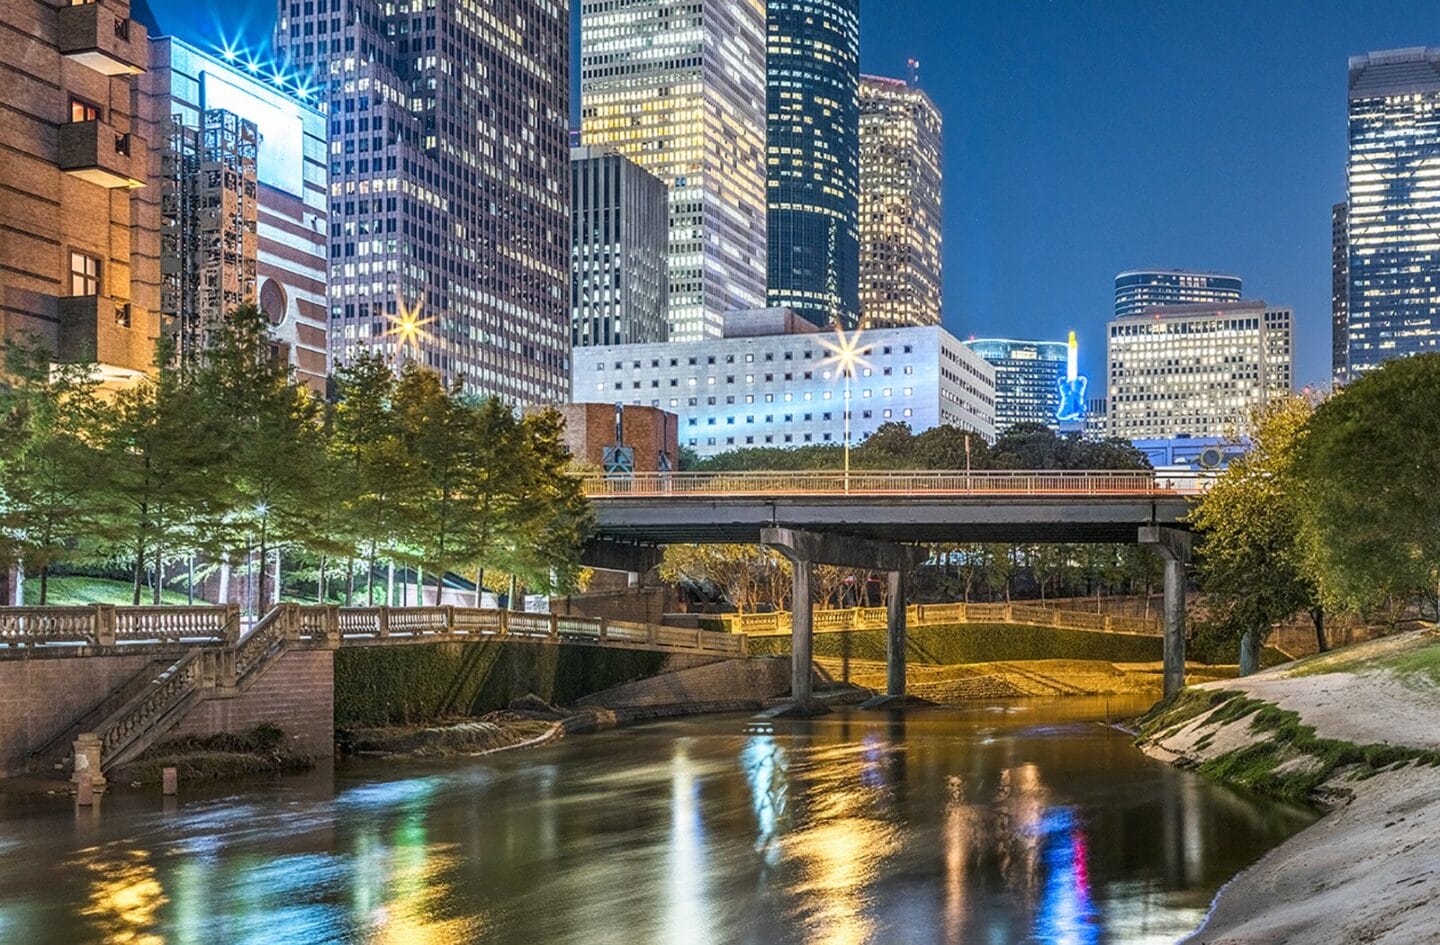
[1332,200,1348,385]
[766,0,860,329]
[580,0,768,341]
[1,0,160,382]
[1113,269,1242,319]
[1344,47,1440,376]
[277,0,571,403]
[858,75,942,328]
[147,36,329,391]
[571,308,995,457]
[1107,301,1293,440]
[570,146,669,347]
[963,338,1068,433]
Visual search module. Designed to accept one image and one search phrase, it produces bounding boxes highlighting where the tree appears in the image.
[1296,355,1440,620]
[1191,395,1320,674]
[496,407,594,594]
[96,337,230,604]
[659,544,790,613]
[0,341,111,603]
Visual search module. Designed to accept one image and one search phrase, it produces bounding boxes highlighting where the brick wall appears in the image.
[170,649,335,756]
[0,654,160,776]
[550,587,677,624]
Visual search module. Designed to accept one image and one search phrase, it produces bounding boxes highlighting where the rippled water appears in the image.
[0,697,1316,945]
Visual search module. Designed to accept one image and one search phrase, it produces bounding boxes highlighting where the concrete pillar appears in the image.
[1140,527,1192,699]
[886,570,906,697]
[790,559,815,708]
[72,733,106,793]
[1162,557,1186,698]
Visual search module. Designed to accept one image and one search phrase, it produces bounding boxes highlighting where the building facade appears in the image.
[1107,301,1293,440]
[277,0,571,403]
[1113,269,1242,319]
[147,36,329,391]
[1,0,160,382]
[1344,47,1440,377]
[570,146,669,347]
[766,0,860,329]
[858,75,942,329]
[1332,200,1349,385]
[571,310,995,457]
[580,0,768,341]
[963,338,1068,433]
[549,402,679,474]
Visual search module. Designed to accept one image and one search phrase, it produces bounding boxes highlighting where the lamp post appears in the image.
[819,325,867,494]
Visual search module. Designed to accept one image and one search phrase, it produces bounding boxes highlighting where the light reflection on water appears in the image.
[0,696,1317,945]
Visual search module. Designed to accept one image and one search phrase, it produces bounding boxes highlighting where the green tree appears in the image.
[0,341,111,603]
[1191,395,1319,674]
[496,407,594,594]
[1296,355,1440,619]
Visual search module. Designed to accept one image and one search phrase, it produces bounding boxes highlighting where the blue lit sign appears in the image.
[1055,330,1088,422]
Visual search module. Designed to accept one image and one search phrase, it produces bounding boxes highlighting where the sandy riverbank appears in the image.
[1136,629,1440,945]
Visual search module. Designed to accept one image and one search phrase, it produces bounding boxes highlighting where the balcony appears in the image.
[57,1,145,76]
[57,296,152,377]
[58,120,146,189]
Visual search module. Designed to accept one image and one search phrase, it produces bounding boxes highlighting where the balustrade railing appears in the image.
[721,601,1160,637]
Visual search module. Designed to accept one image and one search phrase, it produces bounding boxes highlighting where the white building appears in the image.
[571,308,995,457]
[1107,301,1293,440]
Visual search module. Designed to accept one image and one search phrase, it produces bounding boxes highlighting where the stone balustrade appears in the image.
[719,601,1160,637]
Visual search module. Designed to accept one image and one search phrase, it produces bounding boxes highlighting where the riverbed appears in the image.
[0,696,1315,944]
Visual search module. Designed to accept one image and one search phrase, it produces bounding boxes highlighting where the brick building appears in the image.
[551,403,679,474]
[1,0,162,382]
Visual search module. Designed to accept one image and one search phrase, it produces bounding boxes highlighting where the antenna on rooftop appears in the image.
[907,58,920,87]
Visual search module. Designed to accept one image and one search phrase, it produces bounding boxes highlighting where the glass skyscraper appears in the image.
[571,146,670,347]
[765,0,860,330]
[276,0,571,404]
[963,339,1069,433]
[858,75,942,328]
[580,0,768,342]
[1344,47,1440,377]
[1113,270,1242,318]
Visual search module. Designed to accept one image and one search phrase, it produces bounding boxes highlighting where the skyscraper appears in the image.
[148,36,330,392]
[858,75,942,329]
[1332,201,1349,385]
[580,0,768,342]
[1345,47,1440,377]
[276,0,571,403]
[1107,301,1293,440]
[1,0,160,382]
[571,146,669,347]
[963,338,1069,433]
[1113,269,1243,319]
[766,0,860,330]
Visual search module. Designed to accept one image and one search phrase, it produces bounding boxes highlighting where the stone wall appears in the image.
[577,656,792,709]
[549,587,677,625]
[0,653,162,776]
[170,649,335,756]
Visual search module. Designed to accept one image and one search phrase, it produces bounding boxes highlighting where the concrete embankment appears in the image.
[1136,630,1440,945]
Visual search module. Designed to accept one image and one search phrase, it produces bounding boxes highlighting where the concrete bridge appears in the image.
[579,469,1201,712]
[0,603,743,788]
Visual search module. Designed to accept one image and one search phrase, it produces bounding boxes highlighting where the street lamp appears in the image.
[385,291,429,366]
[819,325,869,493]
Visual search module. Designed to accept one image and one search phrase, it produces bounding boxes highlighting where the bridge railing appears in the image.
[0,604,240,648]
[580,469,1210,498]
[719,601,1160,637]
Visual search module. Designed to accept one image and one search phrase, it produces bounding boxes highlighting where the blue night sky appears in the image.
[145,0,1440,386]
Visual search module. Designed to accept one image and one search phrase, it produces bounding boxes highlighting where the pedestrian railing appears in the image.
[580,469,1211,498]
[718,601,1160,637]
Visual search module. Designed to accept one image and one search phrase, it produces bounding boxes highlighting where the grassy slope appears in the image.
[23,576,194,606]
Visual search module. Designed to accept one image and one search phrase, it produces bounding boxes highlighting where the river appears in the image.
[0,696,1315,945]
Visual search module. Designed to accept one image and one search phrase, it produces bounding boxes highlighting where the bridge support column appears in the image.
[1140,527,1193,698]
[761,527,927,715]
[886,570,906,698]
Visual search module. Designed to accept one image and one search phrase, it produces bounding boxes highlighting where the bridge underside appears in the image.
[590,495,1193,545]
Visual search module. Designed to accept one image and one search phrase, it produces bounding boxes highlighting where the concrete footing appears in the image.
[755,700,832,720]
[856,693,932,711]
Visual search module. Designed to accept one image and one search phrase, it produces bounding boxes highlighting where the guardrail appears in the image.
[717,601,1159,636]
[0,604,744,658]
[579,469,1211,498]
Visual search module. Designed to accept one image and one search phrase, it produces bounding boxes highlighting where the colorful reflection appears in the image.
[76,847,167,945]
[1032,808,1098,945]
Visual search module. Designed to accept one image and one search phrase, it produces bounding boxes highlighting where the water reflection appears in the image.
[0,697,1317,945]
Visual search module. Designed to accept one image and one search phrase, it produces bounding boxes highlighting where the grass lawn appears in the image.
[22,576,195,606]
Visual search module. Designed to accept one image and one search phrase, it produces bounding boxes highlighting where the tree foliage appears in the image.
[1190,395,1319,673]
